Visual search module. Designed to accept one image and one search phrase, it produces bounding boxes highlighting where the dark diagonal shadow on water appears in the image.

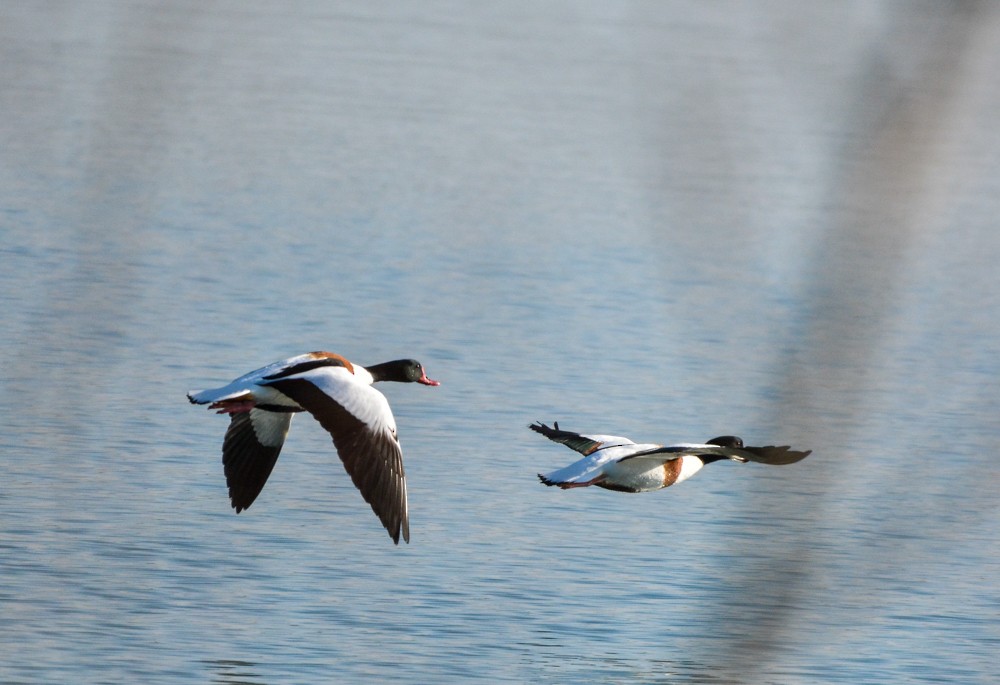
[702,2,989,680]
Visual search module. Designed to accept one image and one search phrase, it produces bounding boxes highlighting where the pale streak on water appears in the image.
[2,2,999,683]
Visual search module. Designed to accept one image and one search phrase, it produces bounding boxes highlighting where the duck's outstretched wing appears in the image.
[620,442,811,466]
[529,421,635,455]
[618,443,749,464]
[262,367,409,545]
[221,409,294,512]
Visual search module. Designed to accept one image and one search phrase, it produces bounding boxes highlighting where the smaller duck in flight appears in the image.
[531,421,810,493]
[188,351,439,544]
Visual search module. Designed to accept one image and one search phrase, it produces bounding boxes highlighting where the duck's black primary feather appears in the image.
[222,410,291,512]
[740,445,812,465]
[529,421,605,456]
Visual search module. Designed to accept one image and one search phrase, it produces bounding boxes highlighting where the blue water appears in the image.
[2,2,999,683]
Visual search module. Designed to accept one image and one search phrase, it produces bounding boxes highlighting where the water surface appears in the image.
[2,2,999,683]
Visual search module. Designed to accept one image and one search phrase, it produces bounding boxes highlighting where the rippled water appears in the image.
[2,2,999,683]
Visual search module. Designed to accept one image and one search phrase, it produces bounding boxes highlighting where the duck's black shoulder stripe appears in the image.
[254,404,306,413]
[263,358,347,380]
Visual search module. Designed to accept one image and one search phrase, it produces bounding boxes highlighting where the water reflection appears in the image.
[205,659,268,685]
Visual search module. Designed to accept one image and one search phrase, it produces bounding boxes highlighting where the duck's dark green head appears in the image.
[368,359,440,385]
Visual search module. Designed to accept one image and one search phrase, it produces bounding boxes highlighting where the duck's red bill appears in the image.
[418,373,440,386]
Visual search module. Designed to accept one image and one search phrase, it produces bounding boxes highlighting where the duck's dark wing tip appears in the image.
[389,520,410,545]
[529,421,564,440]
[742,445,812,465]
[538,473,562,487]
[530,421,604,456]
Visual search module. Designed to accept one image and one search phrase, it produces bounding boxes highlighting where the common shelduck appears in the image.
[187,351,439,544]
[531,422,810,492]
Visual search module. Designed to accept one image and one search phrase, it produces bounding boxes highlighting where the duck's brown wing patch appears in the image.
[308,351,355,374]
[262,377,408,544]
[222,409,293,512]
[740,445,812,465]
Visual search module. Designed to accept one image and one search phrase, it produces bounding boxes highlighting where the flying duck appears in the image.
[187,351,439,544]
[531,421,810,492]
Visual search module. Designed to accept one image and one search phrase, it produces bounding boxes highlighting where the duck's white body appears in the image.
[188,351,438,544]
[592,445,709,491]
[536,435,726,492]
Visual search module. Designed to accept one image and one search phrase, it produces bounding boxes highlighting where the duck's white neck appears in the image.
[354,365,375,385]
[675,456,706,484]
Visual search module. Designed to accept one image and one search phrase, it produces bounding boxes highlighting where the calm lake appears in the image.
[2,2,999,683]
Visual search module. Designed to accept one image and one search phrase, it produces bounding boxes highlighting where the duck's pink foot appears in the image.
[209,399,257,414]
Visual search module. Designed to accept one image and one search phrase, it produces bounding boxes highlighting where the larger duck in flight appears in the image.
[188,351,439,544]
